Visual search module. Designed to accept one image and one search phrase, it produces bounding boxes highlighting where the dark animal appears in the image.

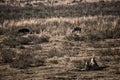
[84,61,91,70]
[82,57,99,71]
[89,57,99,70]
[18,28,30,34]
[82,57,108,71]
[72,26,81,33]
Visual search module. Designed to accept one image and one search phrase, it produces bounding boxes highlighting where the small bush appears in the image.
[49,59,58,64]
[32,44,42,50]
[65,34,85,41]
[48,48,63,58]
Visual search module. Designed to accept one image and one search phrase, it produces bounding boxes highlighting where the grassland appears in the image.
[0,0,120,80]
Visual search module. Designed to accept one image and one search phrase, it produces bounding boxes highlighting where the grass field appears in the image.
[0,0,120,80]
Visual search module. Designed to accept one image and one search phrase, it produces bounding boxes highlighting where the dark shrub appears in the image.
[2,36,20,48]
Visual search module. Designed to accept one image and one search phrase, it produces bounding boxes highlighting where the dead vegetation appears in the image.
[0,0,120,80]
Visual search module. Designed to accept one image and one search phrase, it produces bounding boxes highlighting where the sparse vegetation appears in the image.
[28,34,50,44]
[72,59,85,69]
[65,34,85,41]
[1,48,17,63]
[48,47,63,58]
[2,36,32,47]
[10,49,45,69]
[99,48,120,56]
[0,0,120,80]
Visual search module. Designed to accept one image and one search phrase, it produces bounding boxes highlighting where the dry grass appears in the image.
[1,16,120,41]
[0,15,120,79]
[0,0,120,80]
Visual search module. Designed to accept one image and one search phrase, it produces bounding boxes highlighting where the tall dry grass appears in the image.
[1,16,120,41]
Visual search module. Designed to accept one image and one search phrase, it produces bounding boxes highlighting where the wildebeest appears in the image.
[82,57,108,71]
[82,57,100,71]
[72,26,81,33]
[89,57,99,70]
[18,28,30,34]
[84,61,91,70]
